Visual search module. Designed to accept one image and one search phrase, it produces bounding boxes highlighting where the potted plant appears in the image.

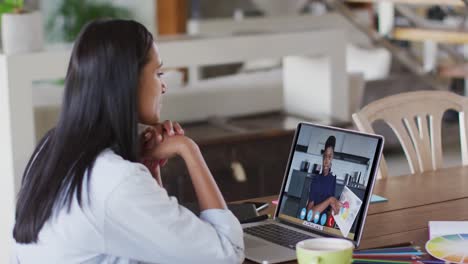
[1,0,44,54]
[47,0,132,43]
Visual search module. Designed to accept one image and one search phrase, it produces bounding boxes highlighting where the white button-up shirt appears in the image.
[13,149,245,264]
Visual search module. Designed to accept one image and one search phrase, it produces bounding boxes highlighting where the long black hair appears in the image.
[13,19,154,243]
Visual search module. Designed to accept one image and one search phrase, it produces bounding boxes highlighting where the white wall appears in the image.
[306,127,378,162]
[0,55,16,264]
[297,125,313,146]
[342,133,379,180]
[307,128,346,155]
[285,127,379,190]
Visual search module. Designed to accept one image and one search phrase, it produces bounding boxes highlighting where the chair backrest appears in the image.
[352,91,468,179]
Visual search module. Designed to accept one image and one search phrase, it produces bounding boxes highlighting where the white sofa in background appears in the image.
[189,12,392,82]
[346,44,391,81]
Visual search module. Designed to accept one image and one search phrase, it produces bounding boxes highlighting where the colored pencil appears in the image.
[414,261,447,264]
[354,252,426,256]
[354,252,422,255]
[353,259,413,263]
[353,258,447,264]
[352,244,444,264]
[354,255,421,260]
[356,246,421,253]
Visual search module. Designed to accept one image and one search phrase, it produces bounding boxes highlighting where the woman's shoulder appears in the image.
[88,149,153,197]
[94,148,144,173]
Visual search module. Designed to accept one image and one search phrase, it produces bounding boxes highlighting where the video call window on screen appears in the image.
[278,125,379,239]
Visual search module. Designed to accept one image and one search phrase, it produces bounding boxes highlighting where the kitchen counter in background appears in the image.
[161,112,350,203]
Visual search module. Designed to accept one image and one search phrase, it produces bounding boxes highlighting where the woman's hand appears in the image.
[143,121,226,211]
[328,197,342,215]
[150,135,197,161]
[142,120,184,161]
[140,120,185,182]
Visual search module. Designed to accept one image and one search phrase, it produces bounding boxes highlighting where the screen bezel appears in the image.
[273,122,384,246]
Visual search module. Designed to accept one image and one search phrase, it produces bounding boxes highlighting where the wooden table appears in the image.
[242,166,468,263]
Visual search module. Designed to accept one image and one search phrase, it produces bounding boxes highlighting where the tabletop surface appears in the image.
[241,165,468,263]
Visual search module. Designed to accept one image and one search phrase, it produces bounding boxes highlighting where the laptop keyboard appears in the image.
[244,224,313,249]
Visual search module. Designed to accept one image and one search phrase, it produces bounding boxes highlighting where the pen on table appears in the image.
[354,252,425,256]
[353,255,422,260]
[414,261,448,264]
[242,214,269,224]
[353,259,412,264]
[354,247,422,254]
[353,259,446,264]
[365,242,414,250]
[353,258,446,264]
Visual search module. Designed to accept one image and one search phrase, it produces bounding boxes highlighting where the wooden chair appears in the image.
[352,91,468,179]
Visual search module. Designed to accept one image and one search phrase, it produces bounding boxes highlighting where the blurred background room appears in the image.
[2,0,468,262]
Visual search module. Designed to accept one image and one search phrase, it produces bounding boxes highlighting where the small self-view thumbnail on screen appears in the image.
[278,125,379,239]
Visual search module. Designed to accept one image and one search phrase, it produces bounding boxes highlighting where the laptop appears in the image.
[243,122,384,263]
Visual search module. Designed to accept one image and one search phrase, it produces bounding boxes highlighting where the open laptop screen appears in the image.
[276,122,383,243]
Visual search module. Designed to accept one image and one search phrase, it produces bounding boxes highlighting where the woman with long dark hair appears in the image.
[12,20,244,263]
